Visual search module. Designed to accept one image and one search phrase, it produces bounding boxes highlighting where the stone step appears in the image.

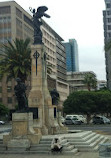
[69,133,99,144]
[0,140,3,144]
[40,139,52,142]
[73,134,101,145]
[31,143,74,151]
[65,131,93,140]
[82,132,97,141]
[30,146,50,151]
[39,141,51,144]
[31,144,51,148]
[0,144,5,147]
[63,145,74,151]
[0,146,6,151]
[62,142,71,147]
[74,136,108,151]
[63,148,78,155]
[94,137,109,151]
[68,132,96,143]
[0,148,78,155]
[30,145,74,152]
[0,150,50,154]
[61,139,68,144]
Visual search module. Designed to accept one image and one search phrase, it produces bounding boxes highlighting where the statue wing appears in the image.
[37,6,50,18]
[37,6,48,13]
[43,13,50,18]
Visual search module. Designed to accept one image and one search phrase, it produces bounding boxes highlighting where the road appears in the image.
[66,124,111,135]
[1,123,111,135]
[0,124,11,133]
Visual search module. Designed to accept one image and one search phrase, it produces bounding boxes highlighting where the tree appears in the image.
[0,103,9,117]
[63,91,111,123]
[63,91,97,123]
[83,73,97,91]
[0,38,31,82]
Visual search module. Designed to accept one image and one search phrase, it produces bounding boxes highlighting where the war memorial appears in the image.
[0,6,110,156]
[3,6,67,150]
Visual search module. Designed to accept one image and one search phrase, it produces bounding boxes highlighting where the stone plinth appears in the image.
[3,112,42,148]
[28,44,60,135]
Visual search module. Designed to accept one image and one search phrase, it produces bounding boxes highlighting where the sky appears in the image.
[1,0,106,80]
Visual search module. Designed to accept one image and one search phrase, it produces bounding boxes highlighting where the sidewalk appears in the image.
[0,152,99,158]
[0,132,111,158]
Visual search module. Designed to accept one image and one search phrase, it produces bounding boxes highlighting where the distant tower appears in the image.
[63,39,79,72]
[103,0,111,89]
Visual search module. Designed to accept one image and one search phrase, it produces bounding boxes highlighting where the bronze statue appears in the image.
[14,78,28,112]
[30,6,50,44]
[50,89,60,105]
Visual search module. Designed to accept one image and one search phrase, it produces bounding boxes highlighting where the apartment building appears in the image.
[0,1,69,109]
[67,71,97,93]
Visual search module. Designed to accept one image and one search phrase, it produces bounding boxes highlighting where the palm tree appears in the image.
[0,38,31,82]
[83,73,97,91]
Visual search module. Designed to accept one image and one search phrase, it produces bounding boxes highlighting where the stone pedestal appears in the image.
[57,112,68,134]
[28,44,60,135]
[3,113,42,149]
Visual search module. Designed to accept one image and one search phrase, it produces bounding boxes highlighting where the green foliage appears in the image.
[0,103,9,116]
[63,91,111,115]
[0,38,31,82]
[83,73,97,91]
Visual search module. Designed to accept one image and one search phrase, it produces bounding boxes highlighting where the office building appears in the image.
[63,39,79,73]
[103,0,111,90]
[97,80,107,90]
[0,1,69,109]
[67,71,97,93]
[56,39,67,82]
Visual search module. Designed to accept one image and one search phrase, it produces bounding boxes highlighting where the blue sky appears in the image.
[1,0,106,80]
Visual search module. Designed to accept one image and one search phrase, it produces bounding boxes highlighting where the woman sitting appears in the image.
[51,136,63,152]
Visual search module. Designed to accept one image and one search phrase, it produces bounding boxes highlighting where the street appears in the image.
[66,124,111,135]
[1,123,111,135]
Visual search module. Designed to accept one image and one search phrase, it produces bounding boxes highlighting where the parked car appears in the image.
[65,114,86,123]
[78,115,86,123]
[65,117,81,125]
[0,121,5,125]
[92,116,110,124]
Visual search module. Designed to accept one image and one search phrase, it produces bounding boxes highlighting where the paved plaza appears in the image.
[1,131,111,158]
[0,152,99,158]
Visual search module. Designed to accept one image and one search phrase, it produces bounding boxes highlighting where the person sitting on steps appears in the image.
[51,136,63,153]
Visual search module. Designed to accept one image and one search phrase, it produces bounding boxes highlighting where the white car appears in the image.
[65,115,86,123]
[0,121,5,125]
[78,115,86,123]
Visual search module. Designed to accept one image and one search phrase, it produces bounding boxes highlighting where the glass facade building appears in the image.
[63,39,79,72]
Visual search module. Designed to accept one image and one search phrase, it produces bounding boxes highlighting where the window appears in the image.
[107,11,111,15]
[7,86,12,92]
[107,18,111,23]
[24,15,32,27]
[108,25,111,30]
[107,3,110,8]
[0,6,11,14]
[16,18,22,27]
[16,8,22,18]
[8,97,12,104]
